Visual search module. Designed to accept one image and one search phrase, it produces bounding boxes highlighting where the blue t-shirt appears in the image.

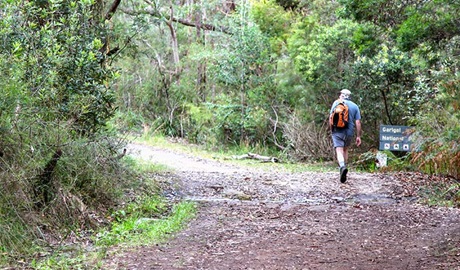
[330,99,361,136]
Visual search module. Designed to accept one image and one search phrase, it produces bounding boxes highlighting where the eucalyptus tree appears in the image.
[115,0,278,147]
[114,0,233,136]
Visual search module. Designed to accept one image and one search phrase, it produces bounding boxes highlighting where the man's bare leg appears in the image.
[335,147,348,183]
[335,147,346,167]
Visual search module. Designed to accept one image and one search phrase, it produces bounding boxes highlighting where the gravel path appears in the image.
[103,143,460,269]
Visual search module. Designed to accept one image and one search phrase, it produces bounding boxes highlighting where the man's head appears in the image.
[340,89,351,100]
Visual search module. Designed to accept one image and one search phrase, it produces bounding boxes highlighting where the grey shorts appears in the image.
[332,132,352,148]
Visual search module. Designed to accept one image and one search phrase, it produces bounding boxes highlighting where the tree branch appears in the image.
[270,105,286,150]
[105,0,122,21]
[122,7,232,35]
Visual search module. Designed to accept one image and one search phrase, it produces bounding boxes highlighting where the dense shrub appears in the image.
[0,0,128,260]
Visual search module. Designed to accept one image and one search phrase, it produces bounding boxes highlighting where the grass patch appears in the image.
[419,182,460,208]
[95,197,196,247]
[31,251,103,270]
[124,155,171,173]
[29,197,196,269]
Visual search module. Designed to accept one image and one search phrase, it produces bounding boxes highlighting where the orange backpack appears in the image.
[329,99,349,129]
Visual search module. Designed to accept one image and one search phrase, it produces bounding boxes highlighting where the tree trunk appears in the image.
[167,4,180,73]
[34,149,62,208]
[196,0,207,102]
[382,82,393,125]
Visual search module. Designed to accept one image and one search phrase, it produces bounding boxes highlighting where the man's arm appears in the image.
[355,119,362,146]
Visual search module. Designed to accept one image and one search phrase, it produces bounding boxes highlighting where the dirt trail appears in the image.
[104,143,460,270]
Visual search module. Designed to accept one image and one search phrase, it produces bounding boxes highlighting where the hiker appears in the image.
[329,89,362,183]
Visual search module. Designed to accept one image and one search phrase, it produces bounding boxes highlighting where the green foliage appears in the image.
[338,0,411,27]
[186,100,272,148]
[287,18,361,124]
[410,114,460,180]
[396,2,460,51]
[0,209,35,262]
[0,0,129,265]
[55,138,131,209]
[350,45,417,144]
[96,199,196,246]
[1,1,117,136]
[113,0,460,172]
[211,20,271,88]
[186,103,216,145]
[356,150,414,172]
[0,118,135,264]
[115,1,280,148]
[108,110,146,134]
[395,12,430,51]
[419,182,460,208]
[351,23,381,56]
[110,195,168,223]
[28,195,196,269]
[341,0,460,167]
[408,36,460,180]
[31,250,102,270]
[290,19,358,83]
[250,0,293,53]
[251,0,292,39]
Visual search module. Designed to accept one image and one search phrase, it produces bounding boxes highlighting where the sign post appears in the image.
[379,125,415,152]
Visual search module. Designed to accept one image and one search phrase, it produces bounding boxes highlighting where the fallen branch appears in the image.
[232,152,280,163]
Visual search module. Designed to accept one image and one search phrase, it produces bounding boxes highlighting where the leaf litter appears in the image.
[103,143,460,269]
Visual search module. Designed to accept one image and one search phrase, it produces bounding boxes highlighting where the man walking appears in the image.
[329,89,362,183]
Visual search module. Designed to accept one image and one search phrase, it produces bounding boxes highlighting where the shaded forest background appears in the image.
[0,0,459,265]
[112,0,459,175]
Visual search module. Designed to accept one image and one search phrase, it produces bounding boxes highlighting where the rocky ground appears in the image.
[103,143,460,270]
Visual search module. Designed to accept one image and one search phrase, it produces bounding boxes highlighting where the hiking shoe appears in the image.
[340,166,348,183]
